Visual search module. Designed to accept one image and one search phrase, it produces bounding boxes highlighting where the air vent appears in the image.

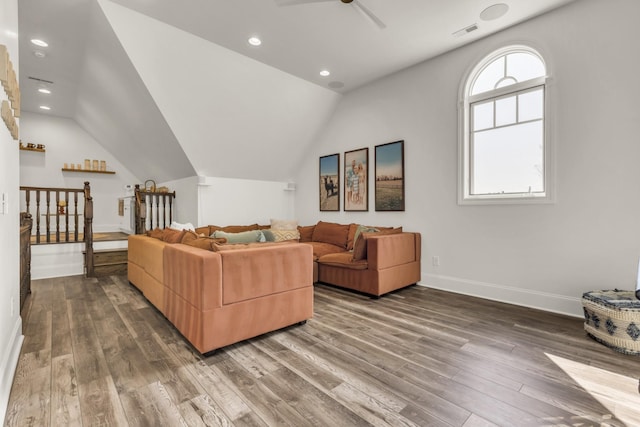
[28,76,54,84]
[453,23,478,38]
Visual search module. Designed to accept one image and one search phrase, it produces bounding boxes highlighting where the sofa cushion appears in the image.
[163,228,186,243]
[305,241,347,261]
[212,230,265,244]
[352,225,379,252]
[183,236,227,251]
[312,221,350,248]
[298,225,315,242]
[181,230,199,245]
[194,225,210,236]
[346,223,359,251]
[147,227,164,240]
[318,252,368,270]
[209,224,260,234]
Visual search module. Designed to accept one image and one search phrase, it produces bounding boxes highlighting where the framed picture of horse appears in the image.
[344,147,368,211]
[319,153,340,211]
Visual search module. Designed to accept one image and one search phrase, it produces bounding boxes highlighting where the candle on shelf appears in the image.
[92,159,99,170]
[100,160,106,171]
[84,159,90,170]
[64,163,68,169]
[636,258,640,299]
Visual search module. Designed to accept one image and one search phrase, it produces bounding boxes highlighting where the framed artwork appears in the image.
[344,148,368,211]
[319,153,340,211]
[375,140,405,211]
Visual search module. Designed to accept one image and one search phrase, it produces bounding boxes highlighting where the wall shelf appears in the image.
[61,168,116,175]
[20,146,45,153]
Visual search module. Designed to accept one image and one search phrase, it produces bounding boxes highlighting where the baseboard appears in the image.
[420,273,583,318]
[0,317,24,425]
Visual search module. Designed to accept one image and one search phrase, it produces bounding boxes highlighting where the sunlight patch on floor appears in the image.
[545,353,640,426]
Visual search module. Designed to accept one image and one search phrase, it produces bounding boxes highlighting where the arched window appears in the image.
[459,45,552,204]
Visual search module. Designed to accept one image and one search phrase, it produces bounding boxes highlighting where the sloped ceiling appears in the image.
[97,0,340,182]
[74,1,195,183]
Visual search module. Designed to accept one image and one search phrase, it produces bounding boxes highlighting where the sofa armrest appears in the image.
[367,232,421,270]
[163,244,223,311]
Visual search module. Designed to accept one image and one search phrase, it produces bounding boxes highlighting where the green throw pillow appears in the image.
[212,230,265,244]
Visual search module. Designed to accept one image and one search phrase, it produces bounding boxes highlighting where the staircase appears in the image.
[91,248,128,276]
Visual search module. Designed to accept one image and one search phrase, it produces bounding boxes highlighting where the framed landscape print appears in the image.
[344,148,368,211]
[319,153,339,211]
[375,140,405,211]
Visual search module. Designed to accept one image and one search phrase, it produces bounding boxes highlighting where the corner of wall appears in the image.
[0,317,23,424]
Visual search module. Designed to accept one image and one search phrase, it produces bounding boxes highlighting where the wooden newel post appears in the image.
[83,181,95,277]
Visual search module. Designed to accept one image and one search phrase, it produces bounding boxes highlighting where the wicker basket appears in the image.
[582,289,640,355]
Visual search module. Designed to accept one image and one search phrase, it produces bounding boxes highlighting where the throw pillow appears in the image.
[221,224,259,233]
[270,229,300,242]
[351,225,378,252]
[147,228,164,240]
[212,230,265,244]
[298,225,315,242]
[352,229,379,261]
[312,221,350,249]
[184,237,216,251]
[346,223,359,251]
[180,230,199,245]
[170,221,195,231]
[162,228,186,243]
[271,218,298,230]
[262,229,276,242]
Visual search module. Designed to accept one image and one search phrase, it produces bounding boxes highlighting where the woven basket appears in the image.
[582,290,640,355]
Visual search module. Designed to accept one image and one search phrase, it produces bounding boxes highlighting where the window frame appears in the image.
[458,45,554,205]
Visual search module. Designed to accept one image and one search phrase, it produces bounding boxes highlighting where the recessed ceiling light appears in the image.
[480,3,509,21]
[248,37,262,46]
[39,105,51,110]
[31,39,49,47]
[33,50,46,58]
[320,70,331,77]
[38,88,51,94]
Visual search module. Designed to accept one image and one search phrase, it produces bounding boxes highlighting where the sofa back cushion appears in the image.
[163,228,186,243]
[352,227,403,261]
[298,225,315,242]
[220,244,313,305]
[312,221,350,249]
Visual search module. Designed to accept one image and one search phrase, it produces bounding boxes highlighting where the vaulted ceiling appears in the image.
[17,0,576,183]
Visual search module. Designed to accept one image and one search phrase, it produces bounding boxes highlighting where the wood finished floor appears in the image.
[5,275,640,427]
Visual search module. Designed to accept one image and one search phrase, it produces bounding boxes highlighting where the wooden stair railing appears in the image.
[20,181,95,277]
[84,182,94,277]
[134,184,176,234]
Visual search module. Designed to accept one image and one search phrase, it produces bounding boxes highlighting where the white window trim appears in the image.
[458,45,555,205]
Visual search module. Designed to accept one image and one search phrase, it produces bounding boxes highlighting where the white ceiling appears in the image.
[16,0,577,183]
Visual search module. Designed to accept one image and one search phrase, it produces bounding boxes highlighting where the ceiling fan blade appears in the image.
[277,0,335,6]
[352,0,386,29]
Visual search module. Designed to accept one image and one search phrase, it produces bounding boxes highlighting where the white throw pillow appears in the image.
[170,221,195,232]
[270,218,298,231]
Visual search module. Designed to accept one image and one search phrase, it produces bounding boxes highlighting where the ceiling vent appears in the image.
[28,76,54,84]
[452,23,478,38]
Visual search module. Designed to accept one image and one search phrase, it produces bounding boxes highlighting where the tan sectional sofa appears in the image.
[127,233,313,354]
[192,221,422,297]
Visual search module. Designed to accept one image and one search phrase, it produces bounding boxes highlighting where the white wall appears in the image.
[294,0,640,317]
[0,0,23,422]
[159,175,199,226]
[198,176,295,227]
[20,111,141,232]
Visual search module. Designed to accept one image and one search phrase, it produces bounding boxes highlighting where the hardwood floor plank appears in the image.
[4,351,52,427]
[7,276,640,427]
[77,377,129,426]
[50,354,82,427]
[212,356,310,427]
